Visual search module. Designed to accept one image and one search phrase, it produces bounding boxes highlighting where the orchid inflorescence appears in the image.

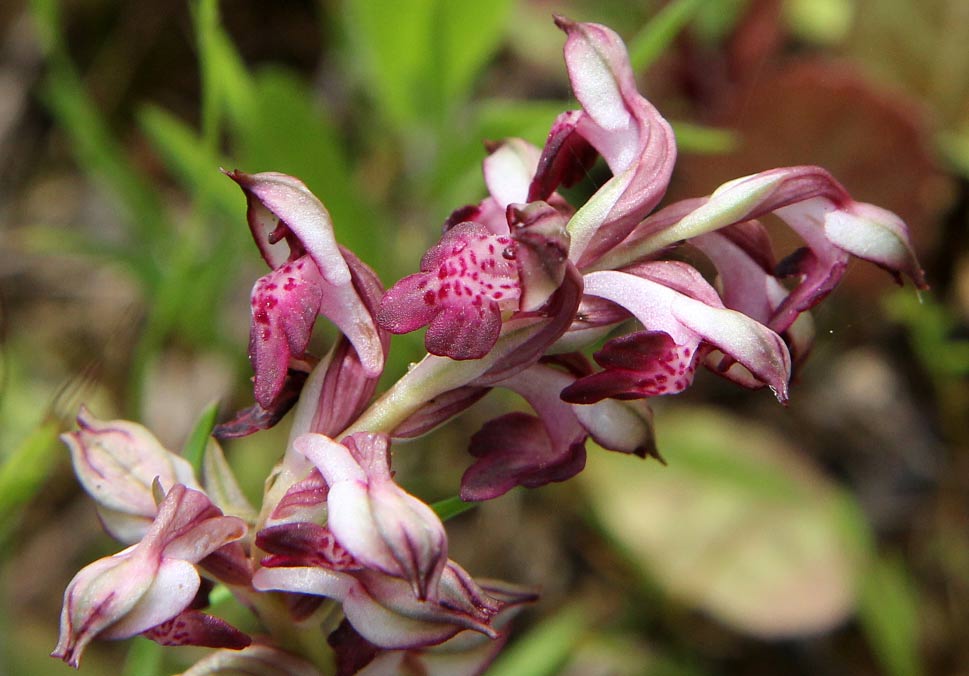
[53,18,926,676]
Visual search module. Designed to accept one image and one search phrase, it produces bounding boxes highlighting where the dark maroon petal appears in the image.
[142,610,251,650]
[528,110,599,201]
[199,542,252,587]
[269,469,329,522]
[460,412,587,501]
[256,522,358,571]
[249,257,324,409]
[561,332,702,404]
[328,619,380,676]
[391,386,491,438]
[214,368,309,439]
[285,593,325,622]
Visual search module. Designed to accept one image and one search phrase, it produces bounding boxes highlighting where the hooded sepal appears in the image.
[228,170,384,406]
[62,407,201,543]
[52,484,247,667]
[295,433,448,601]
[547,18,677,267]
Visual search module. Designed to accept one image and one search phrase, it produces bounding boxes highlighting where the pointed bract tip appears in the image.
[553,14,576,32]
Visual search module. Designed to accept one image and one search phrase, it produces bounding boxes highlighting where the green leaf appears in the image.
[628,0,705,71]
[224,68,377,265]
[434,0,514,108]
[582,406,870,638]
[0,418,61,535]
[342,0,436,128]
[138,105,245,223]
[430,495,476,521]
[138,105,241,220]
[39,69,166,288]
[670,121,740,155]
[487,603,588,676]
[859,554,921,676]
[182,400,220,473]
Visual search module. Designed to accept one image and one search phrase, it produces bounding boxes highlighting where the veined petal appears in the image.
[546,18,676,267]
[252,566,356,600]
[141,610,251,649]
[99,558,200,639]
[602,166,926,333]
[581,269,791,401]
[63,408,200,539]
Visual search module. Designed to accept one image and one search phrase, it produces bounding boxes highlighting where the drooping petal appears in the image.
[578,267,792,401]
[249,256,324,409]
[461,412,586,502]
[536,18,676,267]
[229,170,384,380]
[602,166,927,333]
[378,222,520,360]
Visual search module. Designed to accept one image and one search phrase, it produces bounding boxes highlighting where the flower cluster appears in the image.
[53,17,925,675]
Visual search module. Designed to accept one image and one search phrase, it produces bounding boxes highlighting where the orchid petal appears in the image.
[252,566,356,600]
[229,170,384,381]
[548,19,676,267]
[581,269,791,401]
[63,408,200,541]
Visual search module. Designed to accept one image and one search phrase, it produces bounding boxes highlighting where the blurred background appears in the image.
[1,0,967,674]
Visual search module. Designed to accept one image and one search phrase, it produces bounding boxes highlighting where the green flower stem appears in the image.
[247,590,336,675]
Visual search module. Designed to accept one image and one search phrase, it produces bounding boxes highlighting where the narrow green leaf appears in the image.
[0,418,61,531]
[435,0,514,109]
[225,68,377,264]
[138,105,241,219]
[39,70,166,287]
[192,0,222,157]
[628,0,705,71]
[859,554,921,676]
[182,400,221,473]
[430,495,476,521]
[342,0,435,128]
[487,603,588,676]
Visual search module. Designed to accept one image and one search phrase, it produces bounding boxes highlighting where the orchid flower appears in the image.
[53,15,928,675]
[52,485,249,667]
[229,171,385,409]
